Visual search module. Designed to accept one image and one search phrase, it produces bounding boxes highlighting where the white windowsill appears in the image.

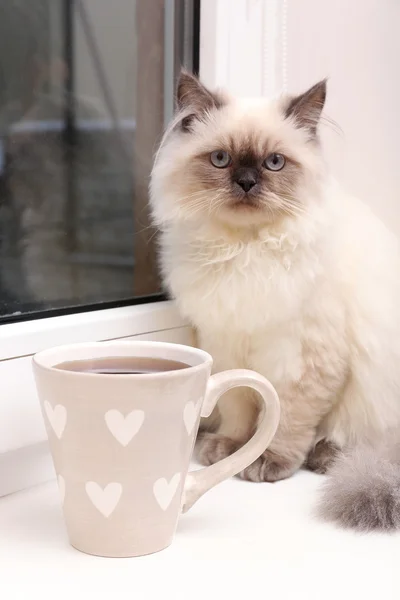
[1,471,399,597]
[0,301,191,496]
[0,301,185,361]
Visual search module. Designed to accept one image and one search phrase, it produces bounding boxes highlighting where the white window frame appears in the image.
[0,0,281,496]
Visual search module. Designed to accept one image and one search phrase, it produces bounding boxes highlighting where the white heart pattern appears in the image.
[85,482,122,518]
[57,474,66,505]
[44,402,67,439]
[153,473,181,511]
[183,401,198,435]
[105,409,145,446]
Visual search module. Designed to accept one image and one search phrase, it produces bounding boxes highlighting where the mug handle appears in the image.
[182,369,280,513]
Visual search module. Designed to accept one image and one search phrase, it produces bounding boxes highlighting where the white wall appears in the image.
[285,0,400,235]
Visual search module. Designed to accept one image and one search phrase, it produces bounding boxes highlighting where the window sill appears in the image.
[0,471,398,596]
[0,300,185,361]
[0,301,192,496]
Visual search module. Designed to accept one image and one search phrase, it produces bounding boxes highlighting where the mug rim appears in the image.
[32,340,213,380]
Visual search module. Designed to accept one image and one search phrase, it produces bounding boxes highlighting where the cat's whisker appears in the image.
[146,228,160,245]
[184,200,214,219]
[182,189,220,202]
[274,194,307,212]
[263,192,306,216]
[265,195,309,221]
[182,191,226,220]
[135,223,158,236]
[181,188,223,201]
[209,194,226,216]
[183,190,222,212]
[184,198,212,215]
[279,206,307,220]
[279,201,306,216]
[320,114,343,138]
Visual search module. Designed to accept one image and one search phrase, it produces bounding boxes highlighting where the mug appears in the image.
[33,341,280,557]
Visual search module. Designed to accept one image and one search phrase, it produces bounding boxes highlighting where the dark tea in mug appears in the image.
[55,356,190,375]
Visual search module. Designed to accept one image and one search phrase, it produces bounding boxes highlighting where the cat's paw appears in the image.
[240,449,299,482]
[196,432,240,466]
[305,439,340,474]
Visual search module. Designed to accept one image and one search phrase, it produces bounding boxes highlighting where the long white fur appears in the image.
[150,92,400,451]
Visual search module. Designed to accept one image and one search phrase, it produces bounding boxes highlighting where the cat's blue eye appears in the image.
[210,150,231,168]
[263,153,286,171]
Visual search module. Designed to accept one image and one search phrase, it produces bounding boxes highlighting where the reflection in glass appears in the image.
[0,0,196,320]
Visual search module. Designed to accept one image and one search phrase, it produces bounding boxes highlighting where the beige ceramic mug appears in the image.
[33,340,280,558]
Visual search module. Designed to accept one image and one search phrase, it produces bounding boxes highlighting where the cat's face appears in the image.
[150,72,327,229]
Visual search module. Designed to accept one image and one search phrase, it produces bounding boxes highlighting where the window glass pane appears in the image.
[0,0,198,321]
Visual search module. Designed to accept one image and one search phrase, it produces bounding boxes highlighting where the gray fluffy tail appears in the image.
[318,433,400,531]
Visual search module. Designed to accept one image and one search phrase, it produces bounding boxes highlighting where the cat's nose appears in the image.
[235,170,258,193]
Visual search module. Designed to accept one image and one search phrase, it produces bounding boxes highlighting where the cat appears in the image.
[150,70,400,530]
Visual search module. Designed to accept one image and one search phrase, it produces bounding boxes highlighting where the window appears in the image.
[0,0,199,323]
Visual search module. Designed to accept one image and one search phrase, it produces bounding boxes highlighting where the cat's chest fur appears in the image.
[162,230,326,335]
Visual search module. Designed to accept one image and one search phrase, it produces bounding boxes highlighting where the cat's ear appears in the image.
[176,70,225,131]
[284,79,327,137]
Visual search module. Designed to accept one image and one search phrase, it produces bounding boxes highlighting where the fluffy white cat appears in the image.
[150,71,400,530]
